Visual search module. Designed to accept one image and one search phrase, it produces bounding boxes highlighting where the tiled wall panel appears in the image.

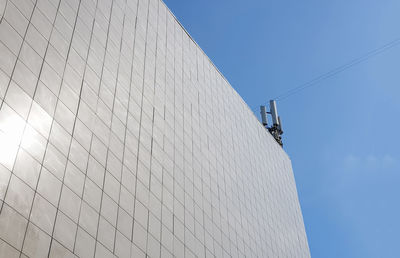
[0,0,310,257]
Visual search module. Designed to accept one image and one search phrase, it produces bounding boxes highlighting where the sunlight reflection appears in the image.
[0,104,31,169]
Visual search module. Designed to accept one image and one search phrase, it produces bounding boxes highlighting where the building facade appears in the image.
[0,0,310,257]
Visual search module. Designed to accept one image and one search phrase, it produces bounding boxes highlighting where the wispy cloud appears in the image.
[343,153,397,171]
[382,154,396,167]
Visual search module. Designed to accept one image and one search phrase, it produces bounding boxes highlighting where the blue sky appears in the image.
[163,0,400,257]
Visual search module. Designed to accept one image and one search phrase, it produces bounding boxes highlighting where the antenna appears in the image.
[278,116,283,134]
[260,105,268,127]
[259,100,284,147]
[269,100,279,126]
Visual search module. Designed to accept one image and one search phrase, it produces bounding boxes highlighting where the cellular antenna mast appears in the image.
[260,100,283,146]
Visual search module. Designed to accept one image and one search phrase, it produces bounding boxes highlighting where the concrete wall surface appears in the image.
[0,0,310,257]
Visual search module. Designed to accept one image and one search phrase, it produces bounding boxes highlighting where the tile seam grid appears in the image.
[159,0,280,142]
